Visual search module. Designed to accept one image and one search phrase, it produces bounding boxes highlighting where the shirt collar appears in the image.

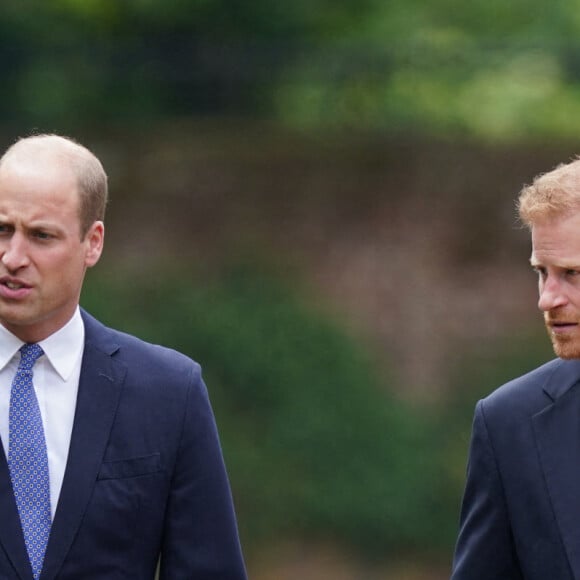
[0,308,85,380]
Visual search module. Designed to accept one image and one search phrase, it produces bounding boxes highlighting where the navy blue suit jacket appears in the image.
[451,357,580,579]
[0,310,247,580]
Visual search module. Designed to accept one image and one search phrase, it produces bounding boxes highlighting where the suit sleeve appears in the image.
[159,364,247,580]
[451,400,523,580]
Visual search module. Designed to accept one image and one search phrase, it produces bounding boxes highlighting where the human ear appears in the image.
[84,221,104,267]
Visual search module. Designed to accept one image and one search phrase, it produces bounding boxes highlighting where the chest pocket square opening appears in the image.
[97,454,161,480]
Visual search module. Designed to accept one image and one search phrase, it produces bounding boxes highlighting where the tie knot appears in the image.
[18,343,44,371]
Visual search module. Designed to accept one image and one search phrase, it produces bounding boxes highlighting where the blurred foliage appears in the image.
[443,327,554,513]
[3,0,580,139]
[79,264,557,564]
[80,266,457,558]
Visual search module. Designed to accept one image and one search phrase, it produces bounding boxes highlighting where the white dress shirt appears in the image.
[0,308,84,520]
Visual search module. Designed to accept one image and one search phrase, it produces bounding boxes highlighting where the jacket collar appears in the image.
[534,358,580,575]
[40,309,126,580]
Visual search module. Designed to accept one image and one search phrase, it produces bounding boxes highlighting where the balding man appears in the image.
[0,135,247,580]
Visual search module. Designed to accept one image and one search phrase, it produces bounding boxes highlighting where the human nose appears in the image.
[0,233,30,271]
[538,275,568,311]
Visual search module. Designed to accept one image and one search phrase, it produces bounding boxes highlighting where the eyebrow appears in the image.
[0,219,63,233]
[27,222,60,230]
[529,259,580,270]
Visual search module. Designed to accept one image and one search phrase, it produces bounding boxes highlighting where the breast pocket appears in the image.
[97,453,161,480]
[77,453,164,562]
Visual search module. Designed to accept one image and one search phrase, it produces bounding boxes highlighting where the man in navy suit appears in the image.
[451,158,580,579]
[0,134,247,579]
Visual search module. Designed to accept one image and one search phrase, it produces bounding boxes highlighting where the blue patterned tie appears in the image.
[8,344,51,580]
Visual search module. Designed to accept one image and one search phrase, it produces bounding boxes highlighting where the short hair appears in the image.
[0,134,108,238]
[518,157,580,227]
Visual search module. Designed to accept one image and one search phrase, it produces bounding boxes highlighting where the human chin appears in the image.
[550,334,580,359]
[0,297,41,325]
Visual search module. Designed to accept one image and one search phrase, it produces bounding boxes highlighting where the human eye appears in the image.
[0,223,13,236]
[31,230,53,241]
[532,265,547,279]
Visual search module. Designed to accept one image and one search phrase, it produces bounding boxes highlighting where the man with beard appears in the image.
[452,158,580,579]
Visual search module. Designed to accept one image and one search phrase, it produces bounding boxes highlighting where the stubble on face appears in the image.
[544,314,580,358]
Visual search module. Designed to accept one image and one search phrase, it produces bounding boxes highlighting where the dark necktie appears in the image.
[8,343,51,580]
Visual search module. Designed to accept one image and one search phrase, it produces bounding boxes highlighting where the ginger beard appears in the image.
[544,312,580,359]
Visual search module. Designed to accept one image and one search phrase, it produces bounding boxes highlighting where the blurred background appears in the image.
[1,1,578,578]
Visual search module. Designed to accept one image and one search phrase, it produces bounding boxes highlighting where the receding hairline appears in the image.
[0,133,108,238]
[0,134,98,172]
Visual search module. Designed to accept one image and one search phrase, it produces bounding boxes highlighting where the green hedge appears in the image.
[81,267,452,557]
[83,267,551,561]
[444,329,553,493]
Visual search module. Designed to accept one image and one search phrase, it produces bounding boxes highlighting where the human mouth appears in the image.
[5,281,23,290]
[0,277,32,299]
[548,320,579,334]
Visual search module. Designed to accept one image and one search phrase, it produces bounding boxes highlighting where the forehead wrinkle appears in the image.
[0,153,78,200]
[530,248,580,269]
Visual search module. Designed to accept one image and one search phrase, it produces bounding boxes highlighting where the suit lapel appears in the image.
[533,359,580,576]
[40,319,126,580]
[0,446,34,579]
